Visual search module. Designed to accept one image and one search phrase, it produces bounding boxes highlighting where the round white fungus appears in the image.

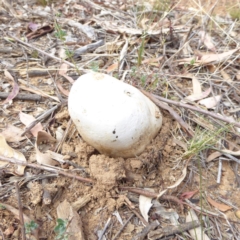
[68,72,162,158]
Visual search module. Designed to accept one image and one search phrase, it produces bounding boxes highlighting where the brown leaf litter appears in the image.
[0,0,240,239]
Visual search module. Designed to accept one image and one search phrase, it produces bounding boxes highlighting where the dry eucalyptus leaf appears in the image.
[207,151,222,162]
[207,196,232,212]
[0,134,26,175]
[57,199,85,240]
[198,95,222,109]
[19,112,43,137]
[1,125,26,142]
[0,202,32,223]
[139,189,154,223]
[167,166,187,189]
[186,209,210,240]
[35,131,57,166]
[198,31,216,52]
[178,48,239,65]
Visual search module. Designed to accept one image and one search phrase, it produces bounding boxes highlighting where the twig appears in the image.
[0,227,5,240]
[0,156,94,184]
[132,220,159,240]
[151,93,240,128]
[141,90,194,136]
[217,158,222,184]
[0,92,42,101]
[21,103,62,136]
[55,119,72,153]
[112,214,134,240]
[15,182,26,240]
[42,178,51,205]
[98,217,111,240]
[7,34,86,72]
[148,220,200,240]
[120,187,184,211]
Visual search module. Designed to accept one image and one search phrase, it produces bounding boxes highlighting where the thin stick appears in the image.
[21,103,62,136]
[152,93,240,128]
[112,214,134,240]
[15,182,26,240]
[7,34,85,71]
[0,156,94,184]
[0,92,42,101]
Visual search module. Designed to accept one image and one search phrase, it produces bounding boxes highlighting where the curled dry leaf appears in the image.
[0,134,26,175]
[139,189,154,223]
[220,69,232,82]
[1,125,26,142]
[207,196,232,212]
[186,209,210,240]
[1,70,19,105]
[180,190,199,200]
[57,199,85,240]
[178,48,239,66]
[167,166,187,189]
[59,63,74,84]
[0,202,32,223]
[235,210,240,219]
[198,30,216,52]
[35,131,57,166]
[185,88,211,102]
[19,112,43,137]
[207,151,222,162]
[221,149,240,156]
[198,95,222,109]
[106,62,118,73]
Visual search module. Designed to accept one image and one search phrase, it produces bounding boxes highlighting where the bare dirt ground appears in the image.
[0,0,240,239]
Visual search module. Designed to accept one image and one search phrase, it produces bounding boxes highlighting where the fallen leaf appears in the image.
[178,48,239,66]
[18,79,60,102]
[142,56,164,65]
[56,200,85,240]
[207,151,222,162]
[180,190,199,200]
[221,149,240,156]
[220,69,232,82]
[0,134,26,175]
[0,202,31,223]
[59,63,74,84]
[1,70,19,105]
[106,62,118,73]
[186,209,210,240]
[56,80,69,96]
[19,112,43,137]
[235,210,240,219]
[168,166,187,189]
[4,225,14,236]
[198,95,222,108]
[198,30,216,52]
[207,196,232,212]
[35,131,57,166]
[139,189,154,223]
[1,125,26,142]
[185,88,211,102]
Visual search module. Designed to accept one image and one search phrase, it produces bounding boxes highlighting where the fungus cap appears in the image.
[68,72,162,158]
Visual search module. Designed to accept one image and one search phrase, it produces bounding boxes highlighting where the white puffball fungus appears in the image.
[68,72,162,158]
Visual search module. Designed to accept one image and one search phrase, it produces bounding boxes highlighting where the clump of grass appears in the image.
[229,8,240,20]
[183,125,228,159]
[37,0,52,6]
[54,22,67,41]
